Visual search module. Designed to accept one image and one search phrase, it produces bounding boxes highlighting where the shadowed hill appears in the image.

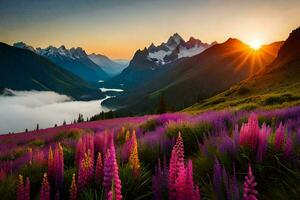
[0,42,104,100]
[186,27,300,112]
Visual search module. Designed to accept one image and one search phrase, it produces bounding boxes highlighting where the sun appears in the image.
[249,39,262,50]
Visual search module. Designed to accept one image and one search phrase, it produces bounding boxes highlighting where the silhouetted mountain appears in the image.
[106,38,282,114]
[0,42,104,100]
[14,43,109,82]
[186,27,300,112]
[228,27,300,95]
[89,53,128,76]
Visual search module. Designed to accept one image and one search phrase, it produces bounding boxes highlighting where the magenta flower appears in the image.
[239,113,260,149]
[168,133,200,200]
[75,134,94,166]
[168,132,185,200]
[77,150,93,191]
[48,143,64,190]
[103,139,122,200]
[69,173,77,200]
[95,152,103,184]
[17,175,25,200]
[175,166,186,199]
[0,168,6,181]
[194,185,201,200]
[17,175,30,200]
[256,123,271,162]
[275,123,285,151]
[40,173,51,200]
[243,164,258,200]
[185,160,194,197]
[24,177,30,200]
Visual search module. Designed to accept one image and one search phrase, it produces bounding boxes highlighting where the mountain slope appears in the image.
[107,39,283,115]
[186,27,300,112]
[14,43,109,82]
[88,53,127,76]
[105,33,215,89]
[0,42,104,100]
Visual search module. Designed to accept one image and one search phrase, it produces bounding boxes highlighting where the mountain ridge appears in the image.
[0,42,104,100]
[13,42,109,82]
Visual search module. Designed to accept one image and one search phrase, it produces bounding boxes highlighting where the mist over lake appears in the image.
[0,89,110,134]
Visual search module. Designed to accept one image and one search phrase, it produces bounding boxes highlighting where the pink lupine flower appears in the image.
[70,175,77,200]
[40,173,51,200]
[239,113,260,149]
[243,164,258,200]
[168,147,177,200]
[107,179,116,200]
[174,132,185,171]
[175,166,186,200]
[28,148,33,165]
[275,123,285,151]
[256,123,271,162]
[48,143,64,190]
[77,150,93,191]
[103,140,122,200]
[0,168,6,182]
[17,175,25,200]
[24,177,30,200]
[194,185,201,200]
[185,160,194,197]
[168,132,185,200]
[35,151,46,165]
[17,175,30,200]
[95,152,103,184]
[69,174,77,200]
[75,134,94,166]
[120,138,132,163]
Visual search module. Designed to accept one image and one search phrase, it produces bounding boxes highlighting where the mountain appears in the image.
[105,38,283,115]
[0,42,104,100]
[105,33,215,90]
[186,27,300,112]
[88,53,127,76]
[13,43,109,82]
[114,59,130,67]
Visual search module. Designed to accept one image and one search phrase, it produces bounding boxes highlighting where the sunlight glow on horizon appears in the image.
[249,39,262,50]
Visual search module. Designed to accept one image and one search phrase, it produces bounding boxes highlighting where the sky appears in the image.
[0,0,300,59]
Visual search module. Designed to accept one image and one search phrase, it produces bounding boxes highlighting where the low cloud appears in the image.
[0,89,109,134]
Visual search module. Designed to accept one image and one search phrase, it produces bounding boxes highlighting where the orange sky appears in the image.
[1,0,300,59]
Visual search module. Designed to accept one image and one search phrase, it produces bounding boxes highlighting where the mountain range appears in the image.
[88,53,128,76]
[105,33,216,89]
[0,42,104,100]
[3,27,300,115]
[13,42,110,82]
[103,34,283,114]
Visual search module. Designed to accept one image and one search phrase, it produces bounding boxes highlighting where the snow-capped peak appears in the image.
[13,42,36,52]
[145,33,213,65]
[166,33,185,49]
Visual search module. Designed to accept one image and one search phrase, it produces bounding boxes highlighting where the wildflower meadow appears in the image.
[1,106,300,200]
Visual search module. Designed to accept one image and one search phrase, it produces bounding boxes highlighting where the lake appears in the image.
[0,89,113,134]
